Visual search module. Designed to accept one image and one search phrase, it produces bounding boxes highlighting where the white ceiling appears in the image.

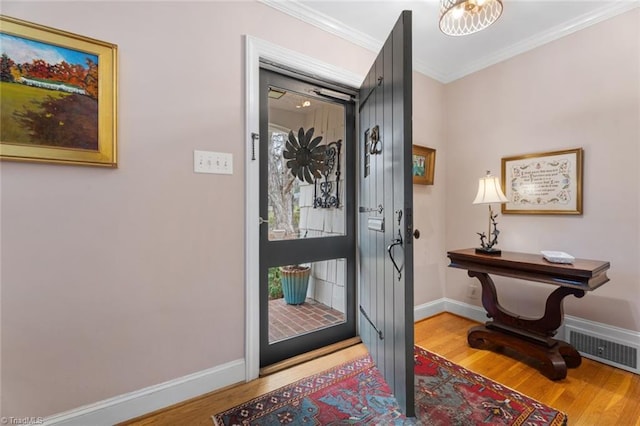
[260,0,638,83]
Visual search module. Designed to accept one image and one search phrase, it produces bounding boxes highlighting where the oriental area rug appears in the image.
[212,346,567,426]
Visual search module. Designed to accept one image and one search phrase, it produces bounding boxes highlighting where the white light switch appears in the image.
[194,150,233,175]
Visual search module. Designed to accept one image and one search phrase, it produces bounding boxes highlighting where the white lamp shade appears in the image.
[473,174,508,204]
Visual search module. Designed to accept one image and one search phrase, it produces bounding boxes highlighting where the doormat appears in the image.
[212,346,567,425]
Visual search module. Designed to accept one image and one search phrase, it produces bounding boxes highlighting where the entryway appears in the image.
[246,12,415,414]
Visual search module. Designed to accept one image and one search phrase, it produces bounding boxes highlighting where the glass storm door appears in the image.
[259,68,356,368]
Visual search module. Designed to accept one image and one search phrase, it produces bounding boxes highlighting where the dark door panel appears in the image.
[357,11,414,417]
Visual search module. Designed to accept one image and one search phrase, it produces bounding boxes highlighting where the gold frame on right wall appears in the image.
[501,148,583,215]
[412,145,436,185]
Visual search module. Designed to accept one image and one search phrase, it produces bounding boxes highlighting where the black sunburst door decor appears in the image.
[283,127,342,209]
[283,127,326,184]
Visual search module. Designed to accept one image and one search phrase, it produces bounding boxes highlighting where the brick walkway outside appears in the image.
[268,298,345,343]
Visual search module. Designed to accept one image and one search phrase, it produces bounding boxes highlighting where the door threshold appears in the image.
[259,336,362,377]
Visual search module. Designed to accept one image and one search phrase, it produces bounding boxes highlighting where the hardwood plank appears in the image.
[122,313,640,426]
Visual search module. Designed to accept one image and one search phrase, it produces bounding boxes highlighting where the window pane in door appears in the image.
[267,88,346,240]
[268,258,347,344]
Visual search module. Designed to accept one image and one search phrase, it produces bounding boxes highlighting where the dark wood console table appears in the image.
[447,248,610,380]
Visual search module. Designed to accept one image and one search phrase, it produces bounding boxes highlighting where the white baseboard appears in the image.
[43,358,245,426]
[413,299,446,321]
[442,298,488,323]
[560,314,640,344]
[414,298,486,324]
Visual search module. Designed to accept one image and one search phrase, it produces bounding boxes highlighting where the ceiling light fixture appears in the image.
[439,0,503,36]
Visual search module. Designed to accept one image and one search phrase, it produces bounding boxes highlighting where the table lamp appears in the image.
[473,171,508,255]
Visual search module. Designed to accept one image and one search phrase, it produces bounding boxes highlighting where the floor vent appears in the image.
[568,329,639,374]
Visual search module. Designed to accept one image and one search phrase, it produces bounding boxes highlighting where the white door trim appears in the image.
[244,35,362,380]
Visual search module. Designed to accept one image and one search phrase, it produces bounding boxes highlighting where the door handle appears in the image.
[413,229,420,239]
[387,230,404,281]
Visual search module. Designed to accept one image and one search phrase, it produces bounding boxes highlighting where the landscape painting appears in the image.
[412,145,436,185]
[0,16,117,167]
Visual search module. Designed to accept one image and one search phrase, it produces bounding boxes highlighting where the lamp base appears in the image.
[475,247,502,255]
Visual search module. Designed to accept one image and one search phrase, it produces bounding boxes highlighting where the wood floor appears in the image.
[121,313,640,426]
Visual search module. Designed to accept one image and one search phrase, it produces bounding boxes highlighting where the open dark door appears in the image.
[358,11,414,416]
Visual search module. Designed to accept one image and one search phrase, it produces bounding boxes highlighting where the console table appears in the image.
[447,248,610,380]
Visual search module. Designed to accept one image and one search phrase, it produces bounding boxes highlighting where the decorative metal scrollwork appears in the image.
[313,140,342,209]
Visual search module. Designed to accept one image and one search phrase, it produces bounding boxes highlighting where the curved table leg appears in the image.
[558,341,582,368]
[468,325,570,380]
[466,271,586,380]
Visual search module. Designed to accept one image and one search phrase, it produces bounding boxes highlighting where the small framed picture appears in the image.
[501,148,583,214]
[412,145,435,185]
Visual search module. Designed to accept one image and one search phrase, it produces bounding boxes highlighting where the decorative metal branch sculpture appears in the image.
[477,206,501,252]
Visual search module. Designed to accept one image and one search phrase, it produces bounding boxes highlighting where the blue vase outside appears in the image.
[281,266,310,305]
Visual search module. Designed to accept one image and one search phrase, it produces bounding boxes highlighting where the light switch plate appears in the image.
[194,150,233,175]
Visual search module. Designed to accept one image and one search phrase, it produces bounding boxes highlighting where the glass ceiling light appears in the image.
[439,0,503,36]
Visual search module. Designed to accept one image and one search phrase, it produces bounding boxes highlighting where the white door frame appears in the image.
[244,35,362,380]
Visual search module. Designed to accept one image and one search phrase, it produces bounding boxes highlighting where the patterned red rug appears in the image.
[212,346,567,425]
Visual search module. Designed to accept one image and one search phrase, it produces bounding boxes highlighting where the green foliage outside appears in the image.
[268,267,283,299]
[293,205,300,230]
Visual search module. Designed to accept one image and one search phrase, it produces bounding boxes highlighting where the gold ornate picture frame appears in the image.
[412,145,435,185]
[501,148,583,215]
[0,15,117,167]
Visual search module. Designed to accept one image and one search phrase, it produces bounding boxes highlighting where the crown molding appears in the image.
[259,0,380,51]
[445,1,640,83]
[259,0,639,84]
[414,57,450,83]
